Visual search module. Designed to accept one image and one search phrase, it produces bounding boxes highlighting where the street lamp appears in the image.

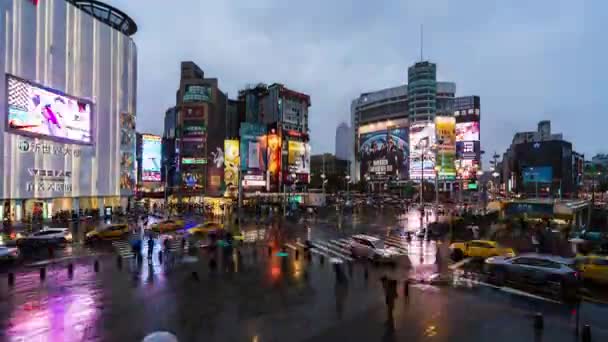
[434,165,441,211]
[320,173,326,194]
[345,175,351,200]
[477,170,484,214]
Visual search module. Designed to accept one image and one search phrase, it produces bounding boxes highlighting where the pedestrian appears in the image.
[147,236,154,259]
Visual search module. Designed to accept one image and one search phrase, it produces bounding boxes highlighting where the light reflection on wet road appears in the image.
[0,208,606,341]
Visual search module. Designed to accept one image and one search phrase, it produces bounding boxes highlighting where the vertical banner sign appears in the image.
[435,117,456,180]
[224,140,240,187]
[120,113,136,193]
[266,134,281,191]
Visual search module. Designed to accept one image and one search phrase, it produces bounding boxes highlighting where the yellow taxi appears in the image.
[576,254,608,284]
[151,219,185,233]
[449,240,515,261]
[86,223,129,242]
[187,222,224,235]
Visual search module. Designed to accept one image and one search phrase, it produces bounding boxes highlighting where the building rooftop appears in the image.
[67,0,137,36]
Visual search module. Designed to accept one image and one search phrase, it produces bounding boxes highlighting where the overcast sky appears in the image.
[106,0,604,163]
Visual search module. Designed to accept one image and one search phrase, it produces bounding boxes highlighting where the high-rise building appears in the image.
[351,60,456,186]
[165,61,228,200]
[500,120,579,197]
[335,122,352,162]
[0,0,138,221]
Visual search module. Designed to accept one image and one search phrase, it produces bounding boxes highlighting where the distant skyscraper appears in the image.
[335,122,352,161]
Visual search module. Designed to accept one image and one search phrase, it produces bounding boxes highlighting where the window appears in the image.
[470,241,493,248]
[512,258,535,266]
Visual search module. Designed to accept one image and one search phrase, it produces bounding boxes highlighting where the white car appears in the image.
[349,235,400,263]
[17,228,73,247]
[0,246,20,262]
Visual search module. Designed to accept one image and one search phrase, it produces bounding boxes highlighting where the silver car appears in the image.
[0,246,20,262]
[17,228,73,247]
[349,235,400,263]
[485,253,580,299]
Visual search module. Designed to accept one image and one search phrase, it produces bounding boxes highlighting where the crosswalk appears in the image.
[298,234,412,264]
[112,238,184,259]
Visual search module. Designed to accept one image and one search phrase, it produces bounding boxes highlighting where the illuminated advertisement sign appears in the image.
[239,122,267,171]
[224,140,240,187]
[359,127,408,180]
[183,85,211,103]
[455,159,479,180]
[456,141,480,160]
[523,166,552,184]
[242,174,266,188]
[409,123,436,180]
[455,122,480,141]
[267,134,281,191]
[183,121,206,136]
[435,117,456,179]
[182,157,207,165]
[288,141,311,175]
[142,134,161,182]
[6,74,92,144]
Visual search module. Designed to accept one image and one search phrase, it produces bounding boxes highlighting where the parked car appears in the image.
[349,234,400,263]
[450,240,515,261]
[485,253,580,299]
[16,228,73,248]
[86,223,130,242]
[0,246,20,263]
[576,254,608,284]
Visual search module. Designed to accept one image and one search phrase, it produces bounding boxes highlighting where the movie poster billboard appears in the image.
[409,123,436,180]
[239,122,267,171]
[119,112,136,193]
[6,75,93,144]
[455,122,480,141]
[435,117,456,180]
[359,128,408,180]
[288,141,311,175]
[522,166,552,184]
[142,134,162,182]
[224,140,240,187]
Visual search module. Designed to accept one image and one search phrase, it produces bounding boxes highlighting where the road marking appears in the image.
[284,243,298,251]
[296,242,307,249]
[311,241,353,262]
[382,241,408,254]
[449,257,473,270]
[319,240,352,256]
[454,273,563,304]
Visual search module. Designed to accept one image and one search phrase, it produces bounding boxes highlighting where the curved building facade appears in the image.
[0,0,138,221]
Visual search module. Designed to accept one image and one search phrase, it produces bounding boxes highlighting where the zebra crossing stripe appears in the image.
[309,248,329,258]
[320,240,351,256]
[382,243,408,254]
[284,243,298,251]
[312,241,353,262]
[330,239,351,249]
[296,242,307,249]
[384,236,406,244]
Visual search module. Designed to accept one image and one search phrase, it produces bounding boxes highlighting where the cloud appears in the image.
[105,0,604,161]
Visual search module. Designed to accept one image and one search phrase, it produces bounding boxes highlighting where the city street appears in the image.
[1,208,607,341]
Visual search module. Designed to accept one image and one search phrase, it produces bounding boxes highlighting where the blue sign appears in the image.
[522,166,552,184]
[505,202,553,216]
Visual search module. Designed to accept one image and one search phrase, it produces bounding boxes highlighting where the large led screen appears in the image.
[288,141,311,175]
[239,122,267,171]
[455,122,480,141]
[359,128,408,180]
[522,166,552,184]
[142,135,162,182]
[409,123,436,180]
[6,75,92,144]
[435,117,456,179]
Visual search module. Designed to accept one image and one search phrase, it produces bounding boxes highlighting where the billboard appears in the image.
[142,135,161,182]
[435,117,456,179]
[359,128,408,180]
[6,75,93,144]
[455,122,480,141]
[456,141,480,160]
[409,123,436,180]
[455,159,479,180]
[239,122,267,171]
[267,134,281,191]
[523,166,552,184]
[288,141,311,175]
[224,140,240,187]
[183,85,211,103]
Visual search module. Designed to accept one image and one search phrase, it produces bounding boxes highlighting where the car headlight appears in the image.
[16,233,23,239]
[65,233,73,241]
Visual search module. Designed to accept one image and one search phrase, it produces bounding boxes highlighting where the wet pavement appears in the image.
[0,208,607,341]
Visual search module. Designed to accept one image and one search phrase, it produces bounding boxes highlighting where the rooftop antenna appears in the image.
[420,24,424,61]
